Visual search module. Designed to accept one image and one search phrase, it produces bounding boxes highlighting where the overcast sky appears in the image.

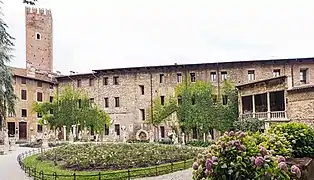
[3,0,314,75]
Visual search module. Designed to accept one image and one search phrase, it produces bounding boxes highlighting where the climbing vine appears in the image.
[147,79,239,137]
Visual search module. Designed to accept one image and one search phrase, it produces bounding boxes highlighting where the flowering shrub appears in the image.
[37,143,203,171]
[268,122,314,157]
[253,132,292,157]
[192,131,301,179]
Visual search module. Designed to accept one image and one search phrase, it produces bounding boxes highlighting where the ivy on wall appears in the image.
[147,79,239,137]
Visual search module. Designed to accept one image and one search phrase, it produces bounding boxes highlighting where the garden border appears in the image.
[17,148,194,180]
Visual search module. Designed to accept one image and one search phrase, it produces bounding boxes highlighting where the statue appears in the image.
[182,133,185,145]
[149,130,154,143]
[173,131,178,144]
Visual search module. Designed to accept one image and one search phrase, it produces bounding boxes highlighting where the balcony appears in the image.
[240,111,287,121]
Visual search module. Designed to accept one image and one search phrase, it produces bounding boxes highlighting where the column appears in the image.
[267,92,271,119]
[63,126,66,141]
[284,90,287,119]
[72,125,76,139]
[252,94,255,118]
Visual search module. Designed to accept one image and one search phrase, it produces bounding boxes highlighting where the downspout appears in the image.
[149,69,155,141]
[217,63,220,98]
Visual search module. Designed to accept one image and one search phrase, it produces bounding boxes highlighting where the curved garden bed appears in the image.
[22,143,203,179]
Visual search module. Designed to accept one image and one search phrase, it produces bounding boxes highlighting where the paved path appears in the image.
[0,146,33,180]
[135,169,193,180]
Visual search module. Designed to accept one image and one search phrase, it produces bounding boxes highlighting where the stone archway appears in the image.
[136,129,149,141]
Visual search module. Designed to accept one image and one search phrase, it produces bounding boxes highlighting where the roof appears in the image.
[288,84,314,92]
[236,76,287,89]
[9,67,55,83]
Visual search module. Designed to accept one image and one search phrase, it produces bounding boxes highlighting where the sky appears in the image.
[3,0,314,75]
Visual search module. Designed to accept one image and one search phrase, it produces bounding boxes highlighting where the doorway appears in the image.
[7,122,15,137]
[19,122,27,139]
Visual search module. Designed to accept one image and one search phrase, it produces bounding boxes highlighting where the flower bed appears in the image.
[37,143,202,171]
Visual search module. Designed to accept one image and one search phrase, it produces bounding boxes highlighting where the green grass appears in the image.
[22,154,194,180]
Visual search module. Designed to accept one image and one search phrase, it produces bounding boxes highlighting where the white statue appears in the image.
[149,130,154,143]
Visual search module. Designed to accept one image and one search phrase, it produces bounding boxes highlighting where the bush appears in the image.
[126,139,149,143]
[158,138,172,144]
[233,117,265,132]
[37,143,203,171]
[253,132,292,157]
[268,122,314,158]
[186,140,211,147]
[192,131,301,179]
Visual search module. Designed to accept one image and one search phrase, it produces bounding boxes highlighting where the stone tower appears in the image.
[25,7,53,73]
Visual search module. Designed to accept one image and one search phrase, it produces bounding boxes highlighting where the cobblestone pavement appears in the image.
[0,146,33,180]
[134,169,193,180]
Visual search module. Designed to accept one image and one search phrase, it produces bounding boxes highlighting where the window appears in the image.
[37,112,42,118]
[115,97,120,107]
[192,127,197,139]
[21,90,27,100]
[178,96,182,105]
[248,70,255,81]
[37,92,43,102]
[221,71,228,81]
[190,73,196,82]
[140,109,145,120]
[212,95,217,105]
[177,73,182,83]
[89,78,94,86]
[77,79,82,88]
[160,126,165,138]
[210,72,217,82]
[159,74,164,83]
[273,69,281,77]
[37,81,42,87]
[8,112,15,117]
[104,124,109,135]
[222,95,228,105]
[78,99,82,108]
[49,83,54,89]
[36,33,41,40]
[21,109,27,117]
[104,97,109,108]
[139,85,144,95]
[300,69,308,84]
[103,77,108,85]
[114,124,120,136]
[160,96,165,105]
[50,96,54,103]
[21,78,26,84]
[37,124,43,133]
[113,76,119,85]
[90,98,95,107]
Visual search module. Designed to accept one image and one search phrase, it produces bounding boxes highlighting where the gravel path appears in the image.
[135,168,193,180]
[0,146,33,180]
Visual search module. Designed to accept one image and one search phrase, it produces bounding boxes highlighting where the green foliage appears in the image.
[186,140,212,147]
[253,132,292,157]
[32,86,110,134]
[192,131,300,180]
[37,143,203,171]
[147,79,238,137]
[126,139,149,143]
[0,4,17,129]
[233,117,265,132]
[268,122,314,158]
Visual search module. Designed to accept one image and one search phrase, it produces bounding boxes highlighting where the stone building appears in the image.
[7,7,314,141]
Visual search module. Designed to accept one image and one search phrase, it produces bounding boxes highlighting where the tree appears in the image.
[33,86,110,134]
[0,1,17,130]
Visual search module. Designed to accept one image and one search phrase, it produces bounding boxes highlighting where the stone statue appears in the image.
[182,133,185,145]
[173,131,178,144]
[149,130,154,143]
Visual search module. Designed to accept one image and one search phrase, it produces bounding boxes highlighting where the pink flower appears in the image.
[229,131,235,136]
[278,162,288,172]
[212,156,218,162]
[254,156,264,167]
[205,159,213,170]
[277,156,286,163]
[192,162,198,170]
[204,169,210,177]
[291,165,301,178]
[260,147,267,156]
[238,132,246,138]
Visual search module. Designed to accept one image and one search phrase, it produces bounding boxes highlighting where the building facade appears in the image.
[7,7,314,141]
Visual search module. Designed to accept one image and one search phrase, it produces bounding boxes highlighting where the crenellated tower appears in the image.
[25,7,53,73]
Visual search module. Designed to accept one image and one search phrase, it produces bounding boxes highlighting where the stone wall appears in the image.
[287,89,314,126]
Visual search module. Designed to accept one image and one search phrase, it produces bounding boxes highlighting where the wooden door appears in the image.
[19,122,27,139]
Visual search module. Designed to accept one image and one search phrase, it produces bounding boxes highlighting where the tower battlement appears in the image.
[25,6,51,16]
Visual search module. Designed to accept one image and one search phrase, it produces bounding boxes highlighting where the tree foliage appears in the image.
[147,79,239,137]
[0,1,17,129]
[233,117,265,132]
[33,86,110,134]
